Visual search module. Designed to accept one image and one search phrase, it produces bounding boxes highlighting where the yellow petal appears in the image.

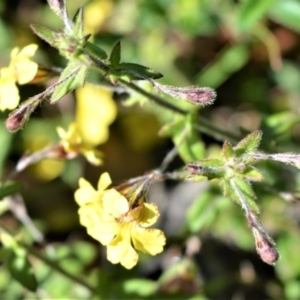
[74,178,98,206]
[129,203,159,227]
[102,189,129,218]
[16,60,38,84]
[81,148,103,165]
[132,226,166,255]
[0,78,20,111]
[10,47,20,60]
[87,218,118,245]
[18,44,38,57]
[107,227,139,269]
[78,203,103,227]
[97,172,112,190]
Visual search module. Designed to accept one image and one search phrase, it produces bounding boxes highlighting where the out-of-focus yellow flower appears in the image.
[74,173,166,269]
[0,44,38,111]
[84,0,113,35]
[57,122,103,165]
[76,84,117,146]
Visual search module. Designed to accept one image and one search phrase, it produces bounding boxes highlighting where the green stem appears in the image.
[119,79,187,114]
[0,222,98,294]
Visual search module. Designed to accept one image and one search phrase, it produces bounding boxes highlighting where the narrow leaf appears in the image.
[269,0,300,33]
[234,130,262,156]
[84,41,108,60]
[50,62,87,103]
[242,166,264,182]
[222,141,234,160]
[0,183,23,200]
[117,62,163,80]
[228,177,260,213]
[109,41,121,67]
[72,6,84,39]
[6,251,37,292]
[30,24,58,48]
[236,0,275,32]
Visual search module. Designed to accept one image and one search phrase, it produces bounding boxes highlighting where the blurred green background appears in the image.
[1,0,300,299]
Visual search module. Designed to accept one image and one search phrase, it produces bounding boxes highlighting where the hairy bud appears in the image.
[5,106,30,132]
[47,0,65,18]
[153,82,216,106]
[252,227,279,265]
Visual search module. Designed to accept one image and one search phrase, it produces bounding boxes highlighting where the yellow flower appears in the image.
[75,174,166,269]
[57,123,103,165]
[0,44,38,111]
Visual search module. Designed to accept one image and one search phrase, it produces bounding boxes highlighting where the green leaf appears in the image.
[6,250,37,292]
[222,141,234,160]
[30,24,58,48]
[234,130,262,156]
[50,62,87,103]
[236,0,275,32]
[224,177,260,213]
[116,62,163,80]
[242,166,264,181]
[269,0,300,33]
[123,279,157,297]
[109,41,121,67]
[72,6,84,39]
[186,191,217,232]
[0,183,23,200]
[84,41,108,60]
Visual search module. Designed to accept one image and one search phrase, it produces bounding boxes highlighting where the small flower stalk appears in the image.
[74,172,166,269]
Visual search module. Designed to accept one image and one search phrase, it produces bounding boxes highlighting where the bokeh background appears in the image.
[1,0,300,299]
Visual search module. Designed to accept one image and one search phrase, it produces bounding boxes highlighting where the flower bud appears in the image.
[154,82,216,106]
[5,105,30,132]
[252,227,279,265]
[47,0,66,19]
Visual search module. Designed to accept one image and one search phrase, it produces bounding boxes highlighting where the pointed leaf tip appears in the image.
[234,130,262,157]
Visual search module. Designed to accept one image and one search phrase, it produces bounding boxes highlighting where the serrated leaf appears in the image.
[30,24,58,48]
[6,250,37,292]
[117,62,163,80]
[234,130,262,156]
[84,41,108,60]
[269,0,300,33]
[186,191,217,232]
[50,62,87,103]
[236,0,275,32]
[227,177,260,213]
[72,6,84,39]
[242,166,264,181]
[0,183,23,200]
[222,141,234,160]
[109,41,121,67]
